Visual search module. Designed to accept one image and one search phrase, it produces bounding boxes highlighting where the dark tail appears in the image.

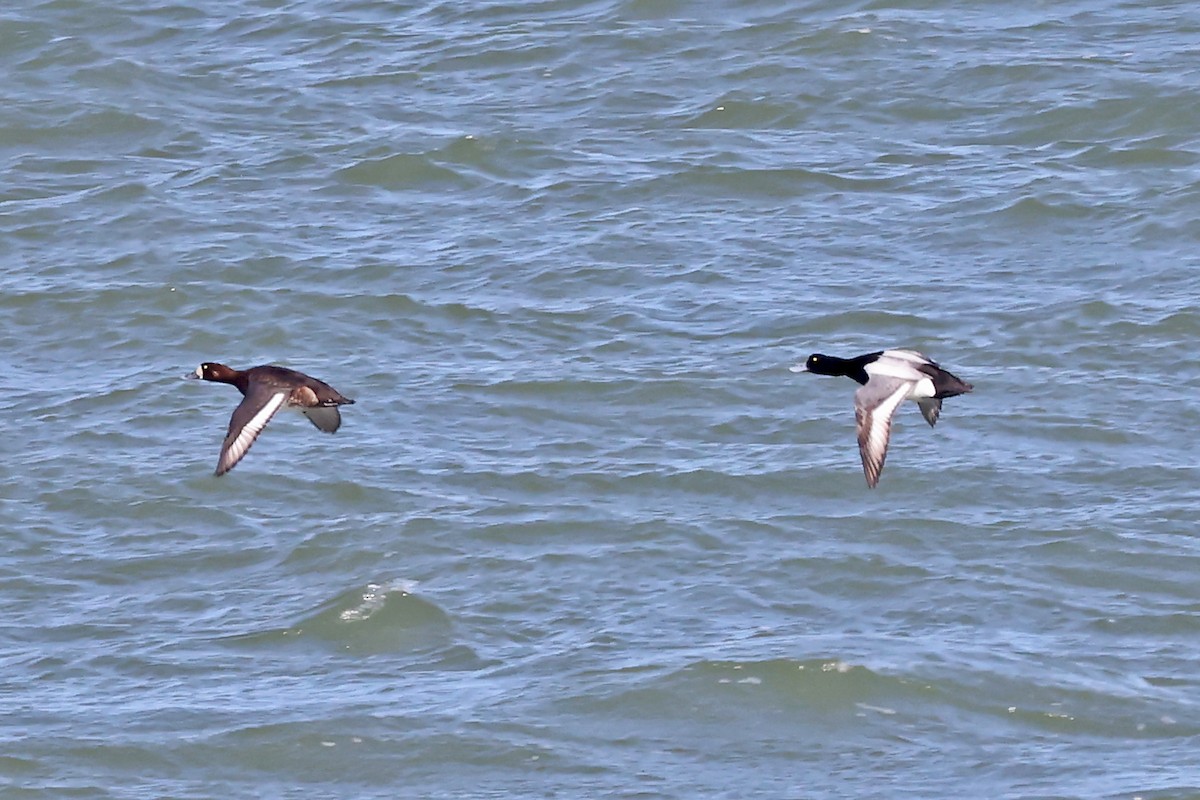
[932,367,972,399]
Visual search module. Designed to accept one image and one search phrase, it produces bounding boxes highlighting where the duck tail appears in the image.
[932,369,973,399]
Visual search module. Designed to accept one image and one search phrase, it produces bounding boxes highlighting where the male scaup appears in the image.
[791,349,972,488]
[186,362,355,476]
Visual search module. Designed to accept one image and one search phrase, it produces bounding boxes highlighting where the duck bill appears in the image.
[183,369,200,380]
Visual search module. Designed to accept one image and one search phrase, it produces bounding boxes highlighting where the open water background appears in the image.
[3,1,1200,797]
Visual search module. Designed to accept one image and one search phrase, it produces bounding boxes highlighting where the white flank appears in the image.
[910,376,936,398]
[864,358,924,383]
[865,352,938,399]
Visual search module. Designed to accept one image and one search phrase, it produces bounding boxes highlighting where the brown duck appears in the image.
[186,362,355,476]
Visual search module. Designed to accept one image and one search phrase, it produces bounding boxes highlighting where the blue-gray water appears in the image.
[3,1,1200,797]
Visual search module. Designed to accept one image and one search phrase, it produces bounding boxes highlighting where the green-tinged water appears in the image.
[3,1,1200,798]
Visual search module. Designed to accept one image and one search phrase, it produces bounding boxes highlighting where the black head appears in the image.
[791,352,870,385]
[801,353,843,376]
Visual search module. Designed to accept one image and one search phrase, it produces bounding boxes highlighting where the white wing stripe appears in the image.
[855,380,911,488]
[218,391,287,474]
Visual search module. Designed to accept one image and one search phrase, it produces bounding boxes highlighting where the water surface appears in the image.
[3,1,1200,797]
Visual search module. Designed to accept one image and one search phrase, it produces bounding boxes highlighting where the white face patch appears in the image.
[195,365,205,378]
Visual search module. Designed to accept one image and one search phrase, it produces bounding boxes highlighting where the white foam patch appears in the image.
[339,579,419,622]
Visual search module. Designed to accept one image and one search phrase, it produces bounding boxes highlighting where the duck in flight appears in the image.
[186,362,355,476]
[791,349,972,488]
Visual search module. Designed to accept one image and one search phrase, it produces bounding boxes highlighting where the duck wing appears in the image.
[917,397,942,427]
[854,377,913,489]
[880,349,930,365]
[301,405,342,433]
[216,386,288,476]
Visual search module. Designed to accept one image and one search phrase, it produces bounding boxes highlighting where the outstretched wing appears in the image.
[917,398,942,427]
[301,405,342,433]
[854,378,913,489]
[216,387,288,476]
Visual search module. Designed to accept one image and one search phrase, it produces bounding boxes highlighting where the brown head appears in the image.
[186,362,240,383]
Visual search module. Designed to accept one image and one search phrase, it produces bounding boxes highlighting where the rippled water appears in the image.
[3,1,1200,797]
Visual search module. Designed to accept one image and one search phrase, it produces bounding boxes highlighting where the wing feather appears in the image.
[880,349,932,366]
[854,378,912,489]
[917,398,942,427]
[301,405,342,433]
[216,389,288,476]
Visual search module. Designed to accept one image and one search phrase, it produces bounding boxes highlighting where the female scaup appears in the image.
[186,362,355,476]
[791,349,972,488]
